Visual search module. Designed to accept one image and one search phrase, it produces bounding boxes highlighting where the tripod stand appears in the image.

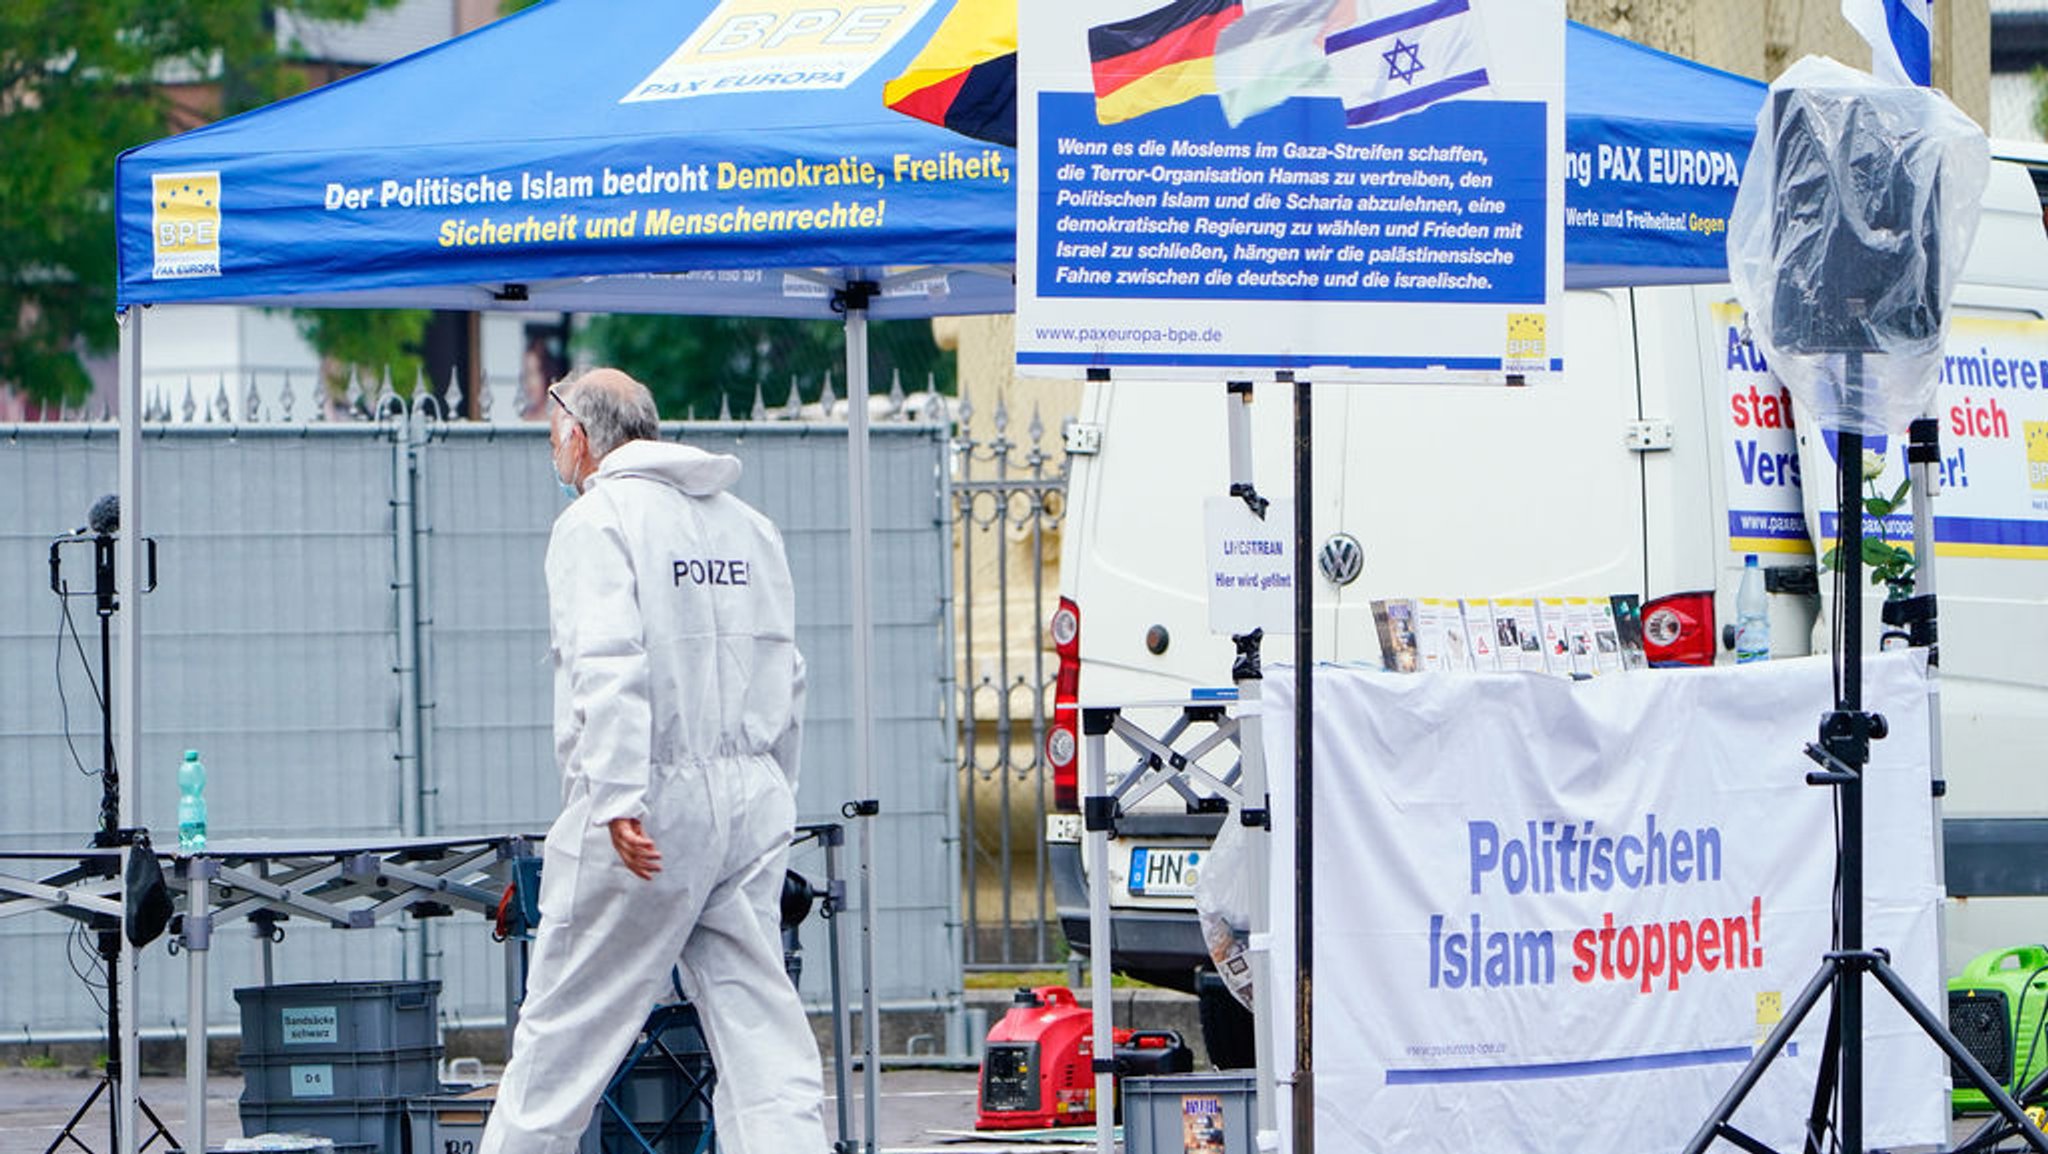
[1681,394,2048,1154]
[47,514,175,1154]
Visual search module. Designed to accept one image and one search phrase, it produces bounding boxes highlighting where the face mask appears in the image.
[550,441,580,500]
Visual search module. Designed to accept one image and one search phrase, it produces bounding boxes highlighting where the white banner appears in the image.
[1263,653,1945,1153]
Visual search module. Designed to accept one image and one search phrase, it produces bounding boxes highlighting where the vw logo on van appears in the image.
[1317,534,1363,586]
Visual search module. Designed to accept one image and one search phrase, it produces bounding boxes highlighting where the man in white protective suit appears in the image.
[481,367,829,1154]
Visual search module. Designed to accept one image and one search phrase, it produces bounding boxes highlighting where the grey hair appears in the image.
[558,368,659,458]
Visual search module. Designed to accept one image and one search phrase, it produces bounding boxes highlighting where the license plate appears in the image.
[1127,846,1204,898]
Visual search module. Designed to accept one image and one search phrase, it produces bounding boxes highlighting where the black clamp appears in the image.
[1907,417,1941,465]
[830,280,879,314]
[1232,629,1263,682]
[1082,707,1119,737]
[1188,797,1230,815]
[1229,481,1270,520]
[1804,710,1887,785]
[1083,795,1119,833]
[91,826,149,851]
[1764,565,1819,597]
[493,283,529,302]
[841,799,881,819]
[1880,593,1938,651]
[1093,1058,1118,1075]
[1183,704,1226,724]
[1241,806,1270,829]
[1087,367,1112,382]
[1227,380,1254,398]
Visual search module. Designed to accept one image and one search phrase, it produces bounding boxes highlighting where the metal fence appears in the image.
[949,391,1069,969]
[0,398,957,1041]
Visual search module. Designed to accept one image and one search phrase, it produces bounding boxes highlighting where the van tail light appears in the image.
[1047,598,1081,812]
[1641,591,1717,667]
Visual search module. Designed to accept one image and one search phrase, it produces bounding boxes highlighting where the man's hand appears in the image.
[608,818,663,880]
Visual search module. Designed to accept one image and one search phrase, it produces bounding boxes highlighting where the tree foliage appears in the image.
[576,314,956,420]
[295,308,433,397]
[0,0,398,406]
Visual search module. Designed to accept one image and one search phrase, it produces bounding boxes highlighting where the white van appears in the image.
[1044,154,2048,1067]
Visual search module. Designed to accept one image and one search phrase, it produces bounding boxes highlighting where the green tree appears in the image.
[576,314,956,420]
[2034,63,2048,141]
[0,0,398,406]
[295,308,432,398]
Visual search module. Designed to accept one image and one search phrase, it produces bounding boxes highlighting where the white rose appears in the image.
[1861,449,1888,481]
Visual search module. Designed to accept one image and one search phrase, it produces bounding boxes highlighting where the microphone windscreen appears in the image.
[88,493,119,535]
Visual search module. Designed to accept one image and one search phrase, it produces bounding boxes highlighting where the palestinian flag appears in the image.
[1089,0,1244,125]
[884,1,1017,147]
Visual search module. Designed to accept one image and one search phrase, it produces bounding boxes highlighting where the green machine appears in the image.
[1950,945,2048,1113]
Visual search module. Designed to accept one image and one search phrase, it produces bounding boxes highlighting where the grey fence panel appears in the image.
[0,426,407,1040]
[3,419,958,1040]
[1,430,122,1044]
[420,423,957,1019]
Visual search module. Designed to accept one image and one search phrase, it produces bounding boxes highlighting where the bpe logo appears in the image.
[2026,421,2048,492]
[1504,312,1546,372]
[622,0,937,103]
[151,171,221,280]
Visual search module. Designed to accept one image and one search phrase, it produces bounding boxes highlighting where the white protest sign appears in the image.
[1204,497,1294,634]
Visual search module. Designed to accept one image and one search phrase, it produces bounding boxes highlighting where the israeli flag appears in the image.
[1325,0,1490,128]
[1842,0,1931,86]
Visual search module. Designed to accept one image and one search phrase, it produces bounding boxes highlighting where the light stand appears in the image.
[1680,360,2046,1154]
[47,508,171,1154]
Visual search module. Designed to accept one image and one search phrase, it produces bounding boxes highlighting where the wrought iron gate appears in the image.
[950,390,1069,969]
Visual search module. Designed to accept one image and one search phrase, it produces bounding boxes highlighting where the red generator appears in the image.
[975,986,1192,1130]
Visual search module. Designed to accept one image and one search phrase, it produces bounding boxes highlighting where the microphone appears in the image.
[88,494,119,536]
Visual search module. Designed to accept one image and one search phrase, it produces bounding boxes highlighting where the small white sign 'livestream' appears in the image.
[1204,497,1294,635]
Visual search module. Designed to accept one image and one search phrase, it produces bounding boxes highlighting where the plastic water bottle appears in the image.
[177,750,208,853]
[1735,554,1771,664]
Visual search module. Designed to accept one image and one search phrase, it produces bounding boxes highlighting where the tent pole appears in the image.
[839,278,881,1154]
[115,305,144,1154]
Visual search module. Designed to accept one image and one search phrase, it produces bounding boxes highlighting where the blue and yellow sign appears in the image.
[151,171,221,280]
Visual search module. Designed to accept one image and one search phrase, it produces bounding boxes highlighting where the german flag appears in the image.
[1089,0,1243,125]
[883,2,1016,147]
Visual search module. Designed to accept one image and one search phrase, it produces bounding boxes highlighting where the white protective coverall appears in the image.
[482,439,827,1154]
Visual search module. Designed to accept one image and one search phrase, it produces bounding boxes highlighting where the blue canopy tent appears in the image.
[114,14,1762,312]
[110,8,1764,1151]
[113,5,1017,1152]
[1563,22,1768,287]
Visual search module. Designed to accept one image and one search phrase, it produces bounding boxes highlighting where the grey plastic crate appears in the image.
[241,1048,441,1106]
[406,1092,602,1154]
[236,982,441,1058]
[1122,1072,1256,1154]
[405,1094,492,1154]
[238,1096,409,1154]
